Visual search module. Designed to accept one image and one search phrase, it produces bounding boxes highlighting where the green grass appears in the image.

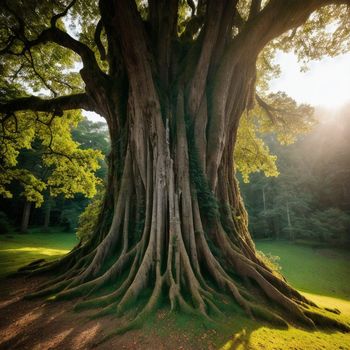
[216,240,350,350]
[153,240,350,350]
[256,240,350,300]
[0,230,77,278]
[0,233,349,349]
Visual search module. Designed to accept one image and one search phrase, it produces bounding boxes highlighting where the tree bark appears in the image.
[43,199,52,231]
[286,200,294,241]
[20,201,31,234]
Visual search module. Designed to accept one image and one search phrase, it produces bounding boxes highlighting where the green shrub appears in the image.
[76,191,103,242]
[257,250,282,275]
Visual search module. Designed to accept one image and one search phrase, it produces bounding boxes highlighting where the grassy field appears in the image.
[0,233,349,349]
[232,240,350,350]
[0,230,77,278]
[256,240,350,300]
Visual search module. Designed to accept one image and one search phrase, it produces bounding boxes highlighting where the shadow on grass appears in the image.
[0,278,106,350]
[146,301,264,350]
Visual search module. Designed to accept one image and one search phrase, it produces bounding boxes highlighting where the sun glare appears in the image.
[270,51,350,110]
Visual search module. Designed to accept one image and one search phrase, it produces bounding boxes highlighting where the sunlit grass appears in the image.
[218,241,350,350]
[233,291,350,350]
[301,292,350,319]
[236,324,350,350]
[217,294,350,350]
[1,247,70,255]
[256,241,350,300]
[0,231,77,278]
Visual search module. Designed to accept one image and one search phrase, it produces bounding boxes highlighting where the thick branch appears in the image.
[255,94,277,123]
[149,0,178,87]
[240,0,350,56]
[50,0,77,28]
[1,2,100,74]
[28,27,99,72]
[213,0,350,121]
[209,0,239,74]
[187,0,225,116]
[94,20,107,61]
[98,0,123,76]
[0,93,94,114]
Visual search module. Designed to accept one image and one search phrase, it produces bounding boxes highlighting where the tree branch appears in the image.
[248,0,262,21]
[149,0,179,86]
[25,49,58,97]
[187,0,226,116]
[27,27,99,71]
[243,0,350,55]
[214,0,350,116]
[94,19,107,61]
[255,94,277,123]
[0,93,94,115]
[1,2,101,75]
[50,0,77,28]
[210,0,239,73]
[98,0,124,77]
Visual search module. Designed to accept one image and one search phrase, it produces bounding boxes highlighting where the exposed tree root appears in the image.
[21,186,350,340]
[21,153,350,343]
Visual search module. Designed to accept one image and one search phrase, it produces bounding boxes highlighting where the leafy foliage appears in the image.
[0,110,103,207]
[76,188,103,241]
[274,5,350,64]
[235,113,279,183]
[256,250,282,275]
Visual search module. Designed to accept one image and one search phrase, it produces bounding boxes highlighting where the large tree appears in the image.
[1,0,350,334]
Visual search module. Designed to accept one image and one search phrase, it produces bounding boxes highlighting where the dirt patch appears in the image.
[0,276,213,350]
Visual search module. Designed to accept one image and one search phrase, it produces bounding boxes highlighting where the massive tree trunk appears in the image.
[11,0,349,336]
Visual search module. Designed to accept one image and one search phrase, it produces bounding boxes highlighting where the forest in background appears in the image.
[1,105,349,244]
[241,104,350,243]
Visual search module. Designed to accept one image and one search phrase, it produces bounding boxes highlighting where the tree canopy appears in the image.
[2,0,349,200]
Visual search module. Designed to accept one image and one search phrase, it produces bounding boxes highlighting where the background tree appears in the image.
[0,110,103,233]
[1,0,350,334]
[0,115,108,233]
